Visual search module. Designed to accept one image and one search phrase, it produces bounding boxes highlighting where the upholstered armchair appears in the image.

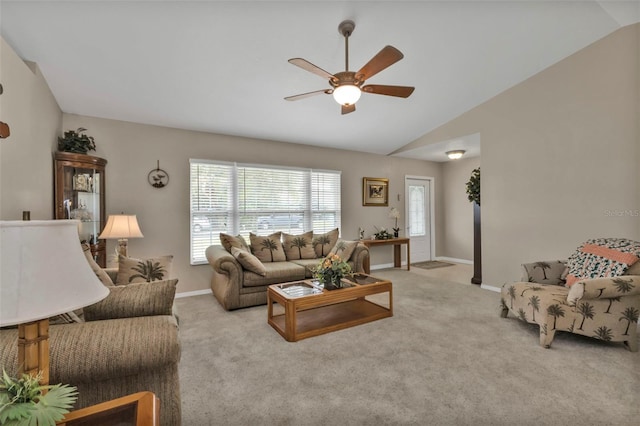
[500,239,640,351]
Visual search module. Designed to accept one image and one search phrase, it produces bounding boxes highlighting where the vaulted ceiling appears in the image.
[1,1,638,157]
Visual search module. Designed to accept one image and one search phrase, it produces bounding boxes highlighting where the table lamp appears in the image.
[98,214,144,258]
[0,220,109,385]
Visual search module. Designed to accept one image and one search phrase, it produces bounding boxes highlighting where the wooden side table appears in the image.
[57,391,159,426]
[361,237,410,273]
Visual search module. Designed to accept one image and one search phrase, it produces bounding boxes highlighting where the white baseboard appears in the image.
[370,262,396,270]
[175,288,212,299]
[481,284,501,293]
[434,256,473,265]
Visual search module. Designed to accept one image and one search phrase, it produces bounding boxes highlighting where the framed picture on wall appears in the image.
[363,177,389,206]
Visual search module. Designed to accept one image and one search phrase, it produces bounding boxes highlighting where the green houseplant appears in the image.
[57,128,96,154]
[0,370,78,426]
[466,167,480,205]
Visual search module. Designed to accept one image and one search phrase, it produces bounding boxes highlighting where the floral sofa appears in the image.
[205,229,369,310]
[500,238,640,351]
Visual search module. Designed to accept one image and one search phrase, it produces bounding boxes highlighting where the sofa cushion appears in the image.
[220,233,250,253]
[243,261,306,287]
[312,228,339,258]
[566,238,640,287]
[250,232,286,263]
[282,231,316,260]
[231,246,266,276]
[328,239,358,261]
[290,258,321,278]
[116,254,173,285]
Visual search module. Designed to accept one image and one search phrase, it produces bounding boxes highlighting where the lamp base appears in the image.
[18,318,50,386]
[116,238,129,258]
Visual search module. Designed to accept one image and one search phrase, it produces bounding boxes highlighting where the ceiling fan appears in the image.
[285,20,415,115]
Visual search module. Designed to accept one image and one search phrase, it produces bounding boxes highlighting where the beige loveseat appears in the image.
[205,230,370,310]
[0,266,182,425]
[500,238,640,351]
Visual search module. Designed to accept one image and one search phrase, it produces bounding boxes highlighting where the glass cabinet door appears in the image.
[54,152,107,267]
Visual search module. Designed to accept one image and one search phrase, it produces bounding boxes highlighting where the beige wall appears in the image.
[441,156,481,261]
[0,37,62,220]
[397,23,640,289]
[61,114,444,293]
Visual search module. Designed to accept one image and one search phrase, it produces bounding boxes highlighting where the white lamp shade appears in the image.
[332,85,362,105]
[99,215,144,239]
[0,220,109,327]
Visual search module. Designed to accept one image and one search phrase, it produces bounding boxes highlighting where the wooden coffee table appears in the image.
[267,273,393,342]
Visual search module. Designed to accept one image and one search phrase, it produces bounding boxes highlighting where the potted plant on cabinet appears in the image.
[57,128,96,154]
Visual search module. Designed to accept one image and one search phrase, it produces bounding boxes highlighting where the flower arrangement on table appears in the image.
[0,369,78,426]
[389,207,400,237]
[313,254,352,290]
[373,227,392,240]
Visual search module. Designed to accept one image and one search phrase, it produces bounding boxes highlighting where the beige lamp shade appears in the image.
[0,220,109,327]
[98,215,144,240]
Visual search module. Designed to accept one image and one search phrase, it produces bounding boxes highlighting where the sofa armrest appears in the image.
[206,245,243,276]
[567,275,640,306]
[520,260,567,284]
[83,279,178,321]
[350,243,369,273]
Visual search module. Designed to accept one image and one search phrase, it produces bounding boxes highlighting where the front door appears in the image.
[405,176,433,263]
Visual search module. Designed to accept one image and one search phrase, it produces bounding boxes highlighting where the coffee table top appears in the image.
[270,273,389,299]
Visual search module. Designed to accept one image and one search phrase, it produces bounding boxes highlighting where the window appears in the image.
[190,159,341,264]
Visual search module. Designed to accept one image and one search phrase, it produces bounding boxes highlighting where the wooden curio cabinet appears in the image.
[54,152,108,267]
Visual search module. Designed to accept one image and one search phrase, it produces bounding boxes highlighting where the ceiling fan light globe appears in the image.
[332,85,361,106]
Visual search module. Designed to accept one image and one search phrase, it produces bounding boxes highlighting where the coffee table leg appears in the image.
[285,301,296,342]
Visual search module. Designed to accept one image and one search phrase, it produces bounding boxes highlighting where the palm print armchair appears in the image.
[500,238,640,351]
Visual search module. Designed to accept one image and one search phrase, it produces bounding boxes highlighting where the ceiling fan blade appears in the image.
[285,89,332,101]
[288,58,335,81]
[341,104,356,115]
[356,46,404,81]
[362,84,415,98]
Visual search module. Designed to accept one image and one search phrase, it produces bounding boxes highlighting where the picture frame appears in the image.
[363,177,389,206]
[73,174,91,192]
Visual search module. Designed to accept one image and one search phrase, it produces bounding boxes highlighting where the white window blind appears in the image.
[190,159,341,264]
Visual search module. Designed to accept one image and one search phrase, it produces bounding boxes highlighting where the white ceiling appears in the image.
[1,1,638,158]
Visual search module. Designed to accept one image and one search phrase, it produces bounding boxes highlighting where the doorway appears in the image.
[405,176,434,263]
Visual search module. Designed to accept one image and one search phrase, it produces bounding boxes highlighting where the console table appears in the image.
[361,237,410,273]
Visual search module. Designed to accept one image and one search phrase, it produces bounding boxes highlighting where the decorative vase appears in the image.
[393,230,399,238]
[322,275,343,290]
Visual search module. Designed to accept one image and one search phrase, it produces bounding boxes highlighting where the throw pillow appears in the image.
[520,260,567,285]
[282,231,316,260]
[83,279,178,321]
[328,239,359,261]
[116,254,173,285]
[220,233,250,253]
[565,238,640,287]
[81,243,114,287]
[312,228,339,258]
[231,246,266,276]
[249,232,286,262]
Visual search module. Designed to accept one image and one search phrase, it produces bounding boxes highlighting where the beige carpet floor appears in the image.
[176,269,639,425]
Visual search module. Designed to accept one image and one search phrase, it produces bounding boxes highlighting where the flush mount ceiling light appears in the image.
[446,150,466,160]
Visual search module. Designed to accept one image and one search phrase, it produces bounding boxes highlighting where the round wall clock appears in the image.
[148,161,169,188]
